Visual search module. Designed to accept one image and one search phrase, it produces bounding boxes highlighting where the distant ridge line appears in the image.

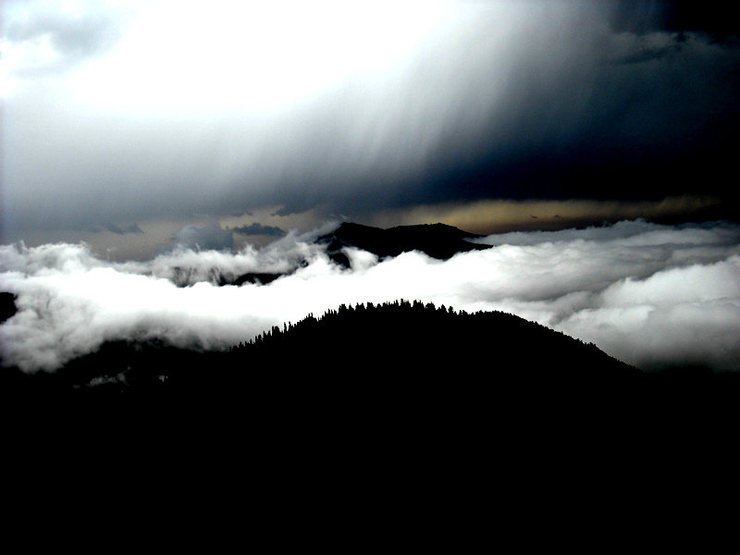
[318,221,490,265]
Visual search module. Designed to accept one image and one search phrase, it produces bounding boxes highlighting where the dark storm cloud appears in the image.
[231,1,740,218]
[611,1,739,40]
[610,35,685,65]
[419,26,739,211]
[2,1,738,235]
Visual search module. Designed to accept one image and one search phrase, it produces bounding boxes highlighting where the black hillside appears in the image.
[4,300,740,466]
[3,300,640,403]
[5,300,739,427]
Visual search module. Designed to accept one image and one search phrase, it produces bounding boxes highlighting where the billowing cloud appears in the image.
[1,220,738,373]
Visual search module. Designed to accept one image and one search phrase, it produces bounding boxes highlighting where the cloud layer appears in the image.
[1,220,738,373]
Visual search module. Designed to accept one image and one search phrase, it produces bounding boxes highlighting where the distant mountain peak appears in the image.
[387,222,480,236]
[0,292,18,325]
[334,221,479,237]
[221,221,488,285]
[319,221,489,264]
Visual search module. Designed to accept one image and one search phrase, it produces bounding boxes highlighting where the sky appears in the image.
[1,1,739,373]
[1,0,738,257]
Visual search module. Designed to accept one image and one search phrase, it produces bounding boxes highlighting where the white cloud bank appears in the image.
[1,220,739,372]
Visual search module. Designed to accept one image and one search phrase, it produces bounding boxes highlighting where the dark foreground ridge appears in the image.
[3,300,739,492]
[1,300,636,396]
[0,292,17,324]
[3,300,739,418]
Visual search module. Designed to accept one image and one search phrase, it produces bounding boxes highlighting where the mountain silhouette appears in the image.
[3,298,739,477]
[0,292,17,324]
[221,221,489,284]
[4,296,739,451]
[5,299,740,400]
[217,222,490,285]
[218,272,283,286]
[318,222,489,267]
[0,300,645,406]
